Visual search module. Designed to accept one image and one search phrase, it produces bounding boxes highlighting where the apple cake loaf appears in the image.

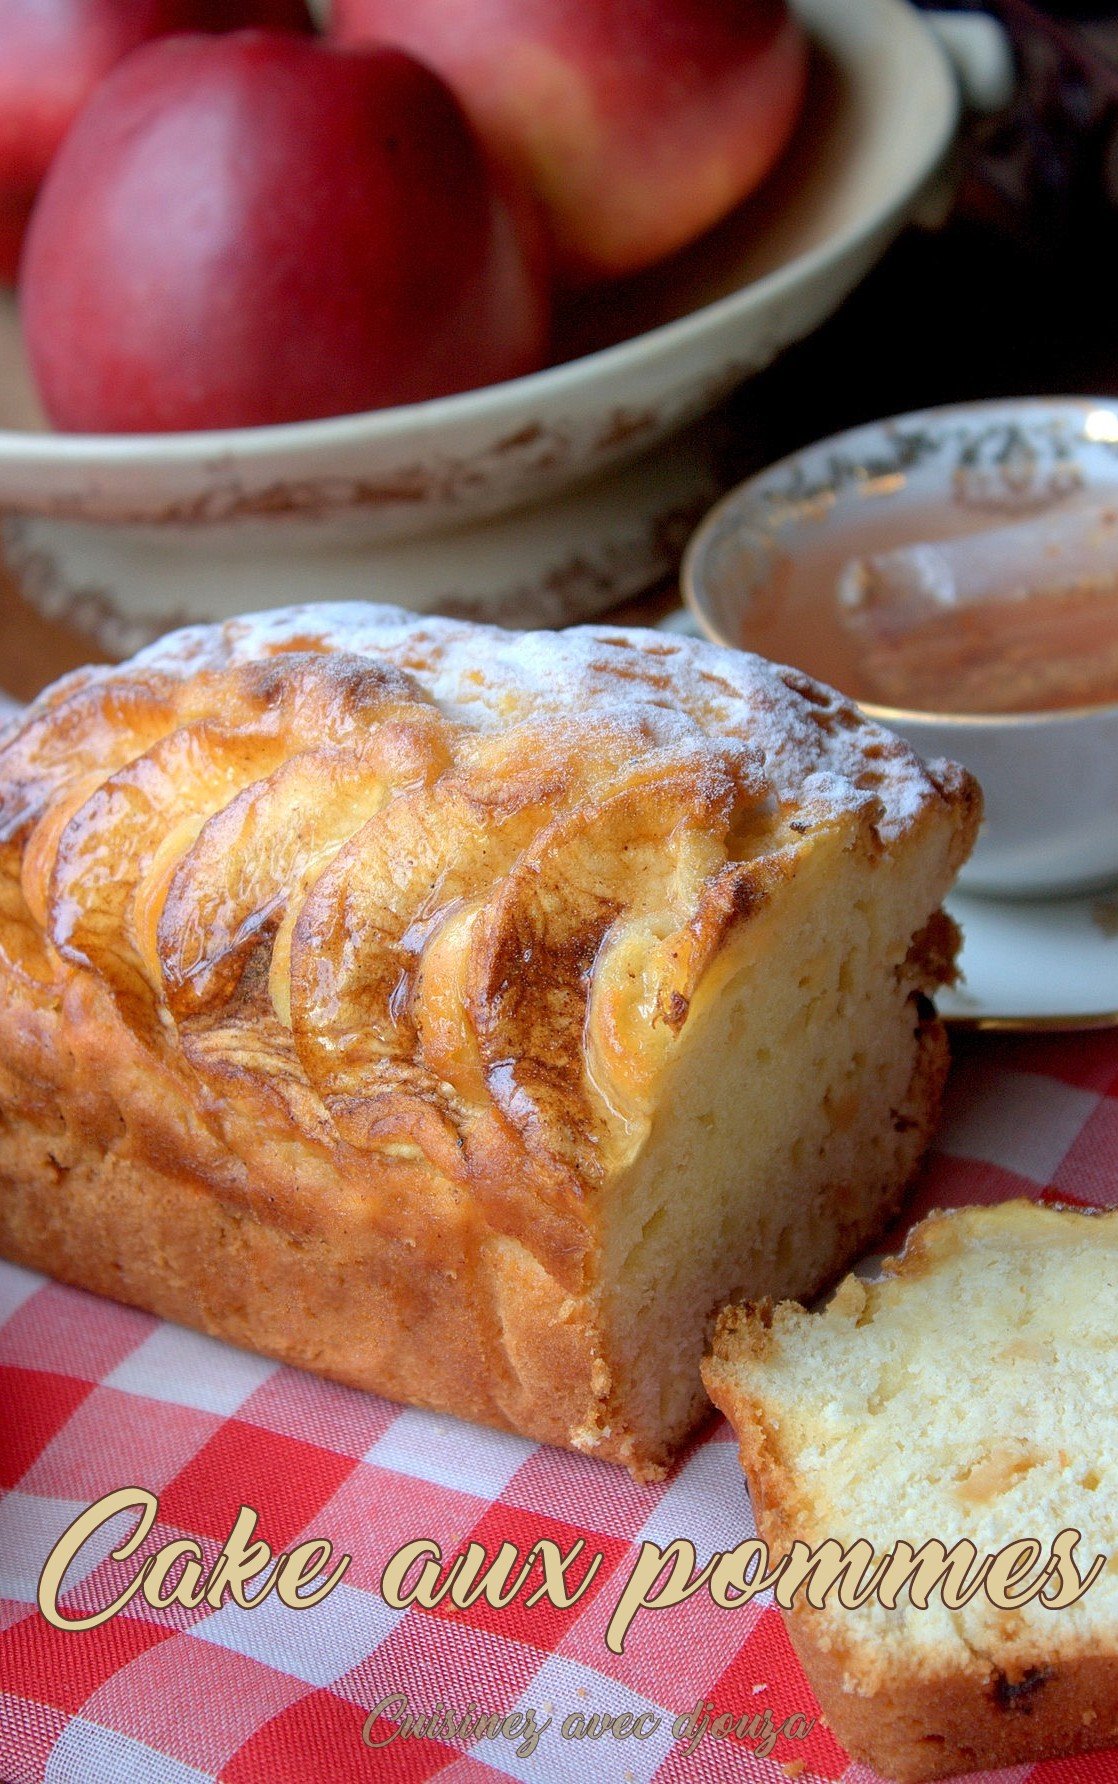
[0,603,979,1477]
[704,1200,1118,1779]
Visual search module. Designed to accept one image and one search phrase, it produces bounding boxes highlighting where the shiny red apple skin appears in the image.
[0,0,313,284]
[331,0,808,282]
[20,32,552,433]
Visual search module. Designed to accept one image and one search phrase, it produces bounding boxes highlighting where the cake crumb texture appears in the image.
[705,1199,1118,1778]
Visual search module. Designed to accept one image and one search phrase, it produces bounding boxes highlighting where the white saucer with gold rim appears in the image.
[939,890,1118,1032]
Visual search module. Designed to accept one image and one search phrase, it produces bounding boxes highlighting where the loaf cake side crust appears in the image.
[0,982,603,1451]
[0,605,980,1476]
[704,1203,1118,1777]
[0,941,952,1476]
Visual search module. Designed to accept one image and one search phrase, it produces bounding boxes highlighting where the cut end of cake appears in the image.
[589,796,969,1479]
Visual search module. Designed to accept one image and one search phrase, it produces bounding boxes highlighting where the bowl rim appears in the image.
[0,0,958,470]
[682,392,1118,730]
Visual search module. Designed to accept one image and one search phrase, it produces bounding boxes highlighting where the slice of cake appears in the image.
[0,603,979,1477]
[704,1200,1118,1779]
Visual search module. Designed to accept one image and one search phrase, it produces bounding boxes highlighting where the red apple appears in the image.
[0,0,314,284]
[331,0,809,282]
[20,32,552,432]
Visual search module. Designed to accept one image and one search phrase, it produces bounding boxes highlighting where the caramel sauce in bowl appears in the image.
[683,400,1118,896]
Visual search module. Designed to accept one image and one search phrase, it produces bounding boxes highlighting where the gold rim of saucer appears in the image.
[832,696,1118,730]
[944,1009,1118,1033]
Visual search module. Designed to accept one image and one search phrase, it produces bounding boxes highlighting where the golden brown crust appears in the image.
[0,604,979,1474]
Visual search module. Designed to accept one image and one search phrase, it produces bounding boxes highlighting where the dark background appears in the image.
[715,0,1118,479]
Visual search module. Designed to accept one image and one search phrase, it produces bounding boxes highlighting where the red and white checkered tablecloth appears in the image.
[2,1028,1118,1784]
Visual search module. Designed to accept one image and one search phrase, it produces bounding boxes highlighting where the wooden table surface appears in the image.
[0,557,111,703]
[0,546,682,708]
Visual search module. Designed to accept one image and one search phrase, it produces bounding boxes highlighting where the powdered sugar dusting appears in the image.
[110,602,943,838]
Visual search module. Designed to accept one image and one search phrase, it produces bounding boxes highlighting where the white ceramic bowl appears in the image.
[683,398,1118,898]
[0,0,975,653]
